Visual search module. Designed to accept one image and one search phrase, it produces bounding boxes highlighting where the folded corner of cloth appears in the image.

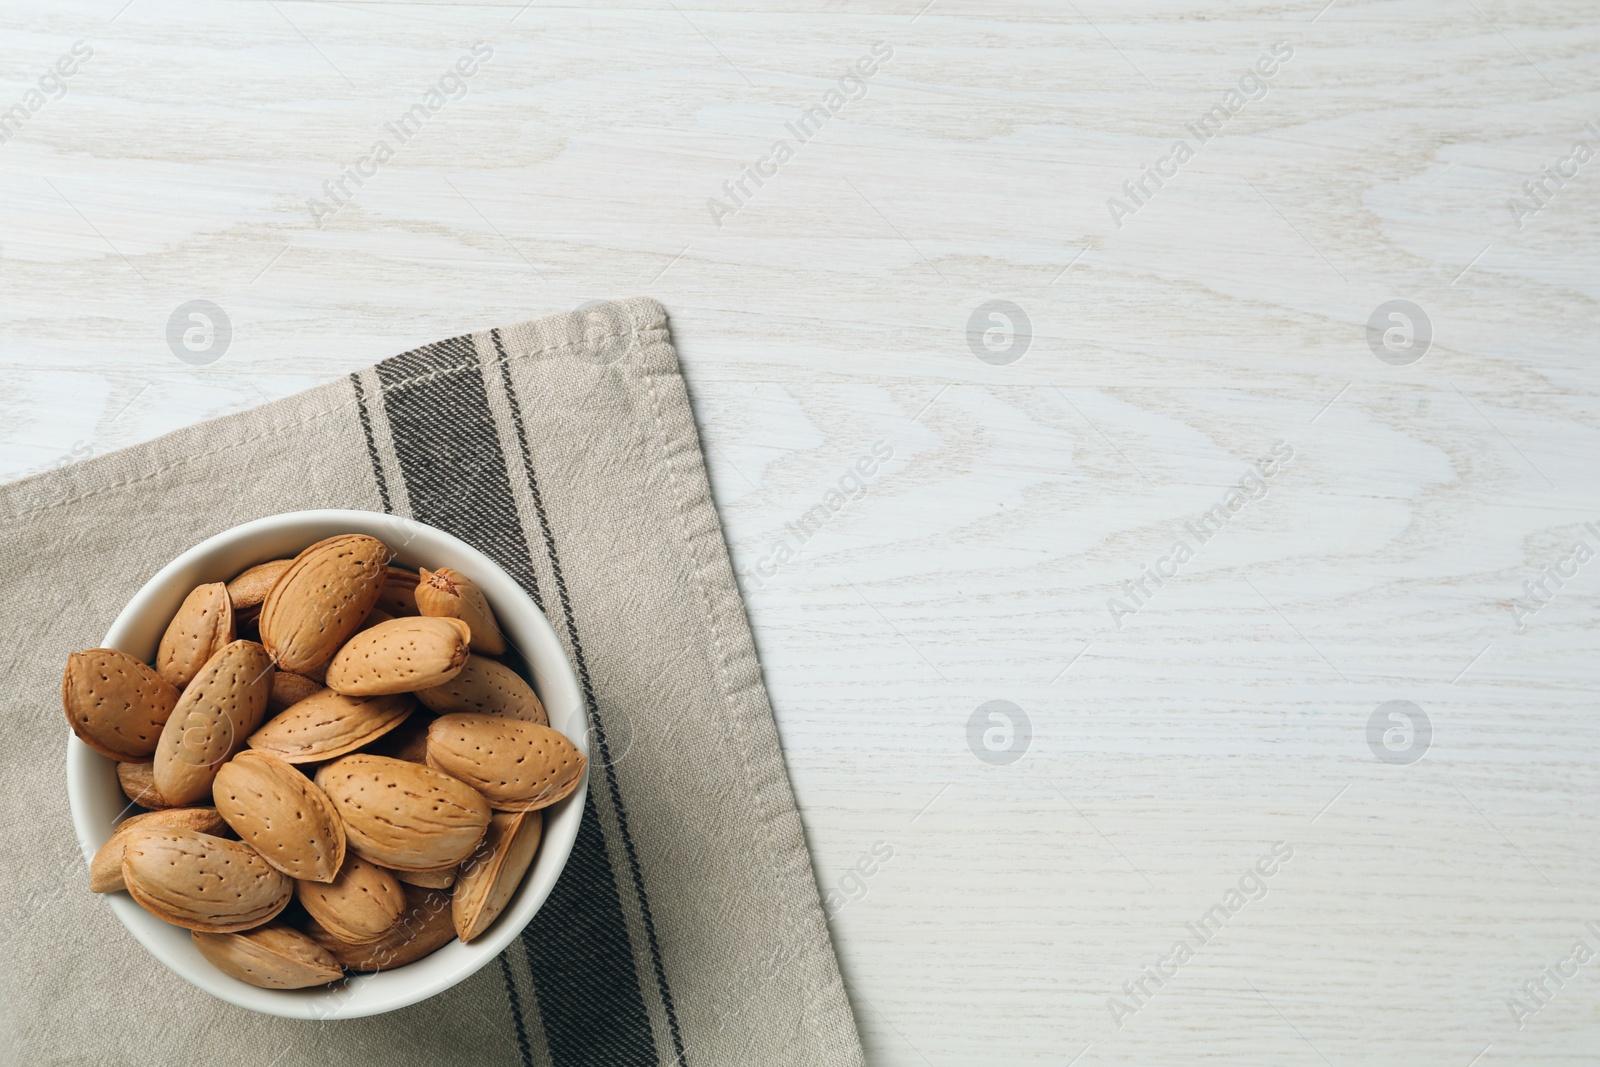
[0,299,864,1067]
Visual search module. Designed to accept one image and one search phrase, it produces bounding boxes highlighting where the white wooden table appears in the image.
[4,2,1597,1062]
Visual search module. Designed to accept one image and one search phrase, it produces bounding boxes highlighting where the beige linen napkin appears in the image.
[0,298,862,1067]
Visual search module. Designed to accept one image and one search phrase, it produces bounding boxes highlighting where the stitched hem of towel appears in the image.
[0,325,652,522]
[637,356,860,1063]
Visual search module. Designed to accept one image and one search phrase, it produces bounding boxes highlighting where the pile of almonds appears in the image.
[63,534,586,990]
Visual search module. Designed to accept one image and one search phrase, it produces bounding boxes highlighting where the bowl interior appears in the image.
[65,509,588,1019]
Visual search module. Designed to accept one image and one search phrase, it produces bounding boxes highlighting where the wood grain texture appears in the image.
[3,1,1598,1063]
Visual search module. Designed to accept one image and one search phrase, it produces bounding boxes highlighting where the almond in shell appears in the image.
[225,559,293,616]
[415,567,506,655]
[153,640,274,806]
[268,670,324,713]
[62,649,179,761]
[259,535,389,673]
[304,884,454,971]
[121,827,291,933]
[453,810,543,941]
[193,923,343,989]
[315,754,490,871]
[214,750,346,882]
[247,690,413,764]
[90,807,227,893]
[427,714,586,812]
[156,583,235,690]
[374,566,421,617]
[324,616,471,697]
[117,760,175,810]
[296,854,405,945]
[363,713,432,764]
[416,655,546,724]
[393,865,456,890]
[357,607,395,632]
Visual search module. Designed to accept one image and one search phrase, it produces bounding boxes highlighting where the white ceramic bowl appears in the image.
[65,509,587,1019]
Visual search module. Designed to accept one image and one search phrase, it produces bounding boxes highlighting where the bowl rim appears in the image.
[65,508,588,1019]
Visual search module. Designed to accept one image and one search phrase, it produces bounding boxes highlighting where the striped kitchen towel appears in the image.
[0,298,863,1067]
